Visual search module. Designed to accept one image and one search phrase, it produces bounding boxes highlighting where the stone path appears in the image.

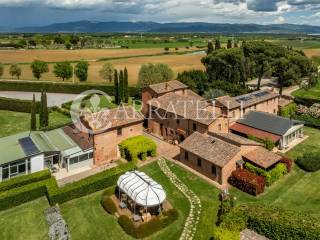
[157,158,201,240]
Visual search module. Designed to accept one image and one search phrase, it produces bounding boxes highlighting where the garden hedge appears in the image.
[221,204,320,240]
[0,96,40,113]
[0,178,54,211]
[228,169,265,196]
[47,162,136,205]
[296,152,320,172]
[245,162,287,186]
[0,80,139,97]
[118,209,179,238]
[119,136,157,163]
[294,114,320,129]
[101,196,117,214]
[211,227,239,240]
[0,169,51,193]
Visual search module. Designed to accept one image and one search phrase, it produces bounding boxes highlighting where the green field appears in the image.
[231,127,320,217]
[61,161,220,240]
[0,198,49,240]
[0,110,71,138]
[272,39,320,49]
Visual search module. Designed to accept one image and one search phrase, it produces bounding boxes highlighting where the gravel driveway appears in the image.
[0,91,78,107]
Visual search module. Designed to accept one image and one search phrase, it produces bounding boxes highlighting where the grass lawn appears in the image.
[0,197,49,240]
[60,161,221,240]
[231,127,320,217]
[292,82,320,102]
[0,110,71,138]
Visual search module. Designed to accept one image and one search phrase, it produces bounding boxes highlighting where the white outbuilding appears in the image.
[117,171,166,210]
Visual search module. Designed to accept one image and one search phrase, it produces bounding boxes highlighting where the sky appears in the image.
[0,0,319,27]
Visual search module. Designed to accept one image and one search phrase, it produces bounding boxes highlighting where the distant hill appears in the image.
[12,21,320,34]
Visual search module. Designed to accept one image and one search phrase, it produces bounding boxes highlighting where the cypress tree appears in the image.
[30,94,37,131]
[227,39,232,49]
[39,90,44,127]
[43,92,49,127]
[207,41,214,55]
[215,39,221,49]
[114,70,120,105]
[124,67,129,103]
[119,70,124,102]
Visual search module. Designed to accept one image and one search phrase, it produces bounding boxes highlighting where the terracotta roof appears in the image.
[235,90,279,108]
[179,132,241,167]
[148,80,188,94]
[149,92,220,125]
[230,123,281,142]
[84,106,144,132]
[209,132,263,147]
[215,96,241,109]
[243,146,282,169]
[62,125,93,151]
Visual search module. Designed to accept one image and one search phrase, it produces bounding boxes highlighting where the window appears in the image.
[2,168,9,180]
[117,128,123,136]
[211,165,217,176]
[218,124,222,131]
[176,119,180,125]
[79,153,88,162]
[89,152,94,159]
[274,109,276,114]
[197,158,202,167]
[69,156,78,165]
[193,123,197,131]
[185,152,189,160]
[254,105,257,110]
[232,111,236,118]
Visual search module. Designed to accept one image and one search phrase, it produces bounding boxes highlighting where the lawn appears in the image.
[0,110,71,138]
[60,160,221,240]
[292,83,320,102]
[231,127,320,217]
[0,197,49,240]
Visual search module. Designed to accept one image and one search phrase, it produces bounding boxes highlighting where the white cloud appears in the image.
[274,16,285,24]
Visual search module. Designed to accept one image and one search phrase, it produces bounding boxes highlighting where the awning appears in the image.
[230,123,281,142]
[117,171,166,208]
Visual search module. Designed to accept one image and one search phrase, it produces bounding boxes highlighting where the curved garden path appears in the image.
[157,158,201,240]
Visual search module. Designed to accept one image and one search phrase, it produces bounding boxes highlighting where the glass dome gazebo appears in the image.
[117,170,166,216]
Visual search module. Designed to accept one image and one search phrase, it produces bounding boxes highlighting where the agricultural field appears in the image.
[0,50,205,85]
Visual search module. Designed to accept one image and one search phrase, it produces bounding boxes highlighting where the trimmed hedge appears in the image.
[211,227,239,240]
[296,152,320,172]
[101,197,117,214]
[0,169,51,193]
[119,136,157,163]
[222,204,320,240]
[47,162,136,205]
[229,169,265,196]
[0,80,139,97]
[0,96,40,113]
[0,178,54,211]
[245,162,287,186]
[118,209,179,238]
[294,114,320,129]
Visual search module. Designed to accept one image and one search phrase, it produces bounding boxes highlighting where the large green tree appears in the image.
[272,57,290,95]
[75,61,89,82]
[30,60,49,80]
[119,70,125,102]
[9,64,22,79]
[99,62,115,82]
[138,63,174,88]
[53,61,73,81]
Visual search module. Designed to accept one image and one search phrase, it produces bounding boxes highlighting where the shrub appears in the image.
[248,135,275,150]
[280,157,293,172]
[296,152,320,172]
[0,96,40,113]
[119,136,157,163]
[221,204,320,240]
[229,169,265,196]
[245,162,287,186]
[101,197,117,214]
[294,113,320,129]
[211,227,239,240]
[118,209,178,238]
[0,169,51,193]
[279,102,297,118]
[0,178,54,211]
[47,162,136,205]
[0,80,139,97]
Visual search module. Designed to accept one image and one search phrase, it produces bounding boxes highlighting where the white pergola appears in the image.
[117,171,166,212]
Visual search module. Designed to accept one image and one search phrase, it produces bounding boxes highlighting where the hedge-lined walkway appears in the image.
[158,158,201,240]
